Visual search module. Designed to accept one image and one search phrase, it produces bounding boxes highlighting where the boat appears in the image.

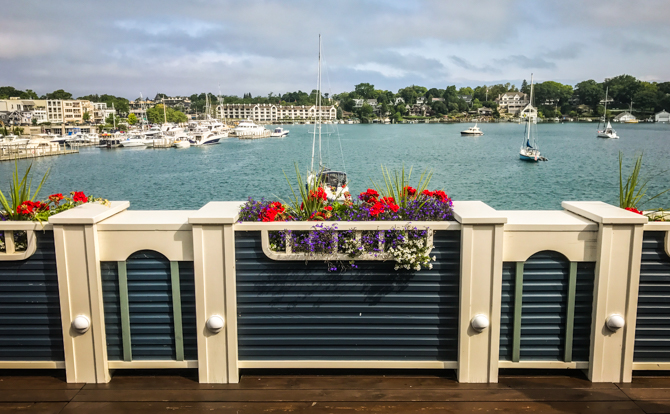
[172,138,191,148]
[270,127,289,137]
[597,88,619,139]
[461,123,483,136]
[0,134,30,147]
[519,74,547,162]
[188,128,224,146]
[233,119,269,138]
[306,35,350,201]
[119,134,147,148]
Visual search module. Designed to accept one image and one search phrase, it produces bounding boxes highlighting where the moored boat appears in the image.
[461,123,483,136]
[270,127,289,137]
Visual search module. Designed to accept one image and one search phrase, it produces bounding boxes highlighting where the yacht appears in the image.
[119,134,147,147]
[0,134,30,146]
[461,123,483,136]
[597,88,619,139]
[233,119,269,137]
[173,138,191,148]
[188,128,224,146]
[270,127,289,137]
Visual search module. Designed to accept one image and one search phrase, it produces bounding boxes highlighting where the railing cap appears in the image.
[189,201,245,224]
[452,201,507,225]
[49,201,130,225]
[561,201,648,224]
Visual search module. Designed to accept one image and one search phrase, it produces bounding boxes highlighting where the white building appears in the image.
[47,100,64,123]
[92,102,115,124]
[519,104,538,121]
[655,110,670,123]
[353,99,365,108]
[614,111,636,123]
[394,97,405,105]
[495,92,530,115]
[0,98,47,124]
[217,104,336,122]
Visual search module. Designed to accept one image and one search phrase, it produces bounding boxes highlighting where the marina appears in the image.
[1,122,668,211]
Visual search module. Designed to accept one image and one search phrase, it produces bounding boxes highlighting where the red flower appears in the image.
[403,186,417,197]
[324,206,333,211]
[369,201,385,217]
[359,188,379,203]
[625,207,644,215]
[48,193,64,204]
[432,190,449,203]
[72,191,88,203]
[259,202,286,222]
[422,190,434,197]
[309,187,328,202]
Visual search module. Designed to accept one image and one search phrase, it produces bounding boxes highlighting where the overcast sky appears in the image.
[2,0,669,99]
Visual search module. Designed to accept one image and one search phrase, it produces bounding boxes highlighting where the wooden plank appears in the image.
[117,261,132,362]
[619,377,670,388]
[170,261,184,362]
[0,377,84,390]
[631,400,670,414]
[0,390,80,402]
[513,261,524,362]
[0,403,67,414]
[71,387,630,402]
[619,387,670,400]
[59,401,645,414]
[564,262,578,363]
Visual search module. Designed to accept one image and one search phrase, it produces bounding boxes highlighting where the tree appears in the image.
[431,101,448,115]
[575,80,604,108]
[458,87,474,96]
[633,82,659,112]
[533,81,573,106]
[605,74,640,106]
[521,79,529,94]
[396,103,407,115]
[354,83,376,99]
[45,89,73,100]
[146,104,188,124]
[355,103,374,122]
[127,113,138,125]
[82,111,91,122]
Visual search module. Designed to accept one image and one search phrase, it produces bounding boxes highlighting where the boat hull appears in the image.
[597,132,619,139]
[461,132,483,136]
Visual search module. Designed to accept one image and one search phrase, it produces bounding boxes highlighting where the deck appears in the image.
[2,370,670,413]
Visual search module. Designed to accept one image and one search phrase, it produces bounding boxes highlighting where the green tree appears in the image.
[354,83,376,99]
[575,80,604,108]
[146,104,188,124]
[605,74,640,106]
[45,89,73,100]
[82,111,91,122]
[127,113,138,125]
[520,80,529,94]
[633,82,659,112]
[355,103,374,122]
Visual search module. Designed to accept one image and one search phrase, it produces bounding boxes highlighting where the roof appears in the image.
[497,92,528,99]
[656,110,670,115]
[614,111,635,120]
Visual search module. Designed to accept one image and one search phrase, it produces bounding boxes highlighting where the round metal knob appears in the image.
[470,314,490,332]
[606,314,625,331]
[206,315,225,333]
[72,315,90,333]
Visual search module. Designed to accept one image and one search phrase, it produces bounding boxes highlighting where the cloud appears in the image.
[449,56,497,73]
[494,55,557,70]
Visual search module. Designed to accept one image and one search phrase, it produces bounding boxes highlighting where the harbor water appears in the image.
[1,122,669,210]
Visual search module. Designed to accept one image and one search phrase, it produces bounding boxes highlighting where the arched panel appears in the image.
[500,250,595,363]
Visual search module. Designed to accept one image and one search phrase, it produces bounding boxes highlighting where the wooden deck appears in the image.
[2,369,670,413]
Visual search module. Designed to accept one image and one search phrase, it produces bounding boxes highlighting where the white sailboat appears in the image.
[597,87,619,139]
[307,35,350,201]
[519,74,548,162]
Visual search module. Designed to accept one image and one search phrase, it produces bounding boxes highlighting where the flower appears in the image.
[432,190,450,203]
[72,191,88,203]
[259,201,287,222]
[625,207,644,215]
[359,189,379,203]
[48,193,64,204]
[324,206,333,211]
[403,186,417,197]
[422,190,434,197]
[369,201,385,217]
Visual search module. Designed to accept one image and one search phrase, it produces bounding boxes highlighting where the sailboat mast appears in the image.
[527,73,533,144]
[163,97,167,124]
[318,34,322,169]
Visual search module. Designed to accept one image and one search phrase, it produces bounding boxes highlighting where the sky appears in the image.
[1,0,669,99]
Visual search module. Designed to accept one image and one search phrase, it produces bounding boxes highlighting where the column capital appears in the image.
[562,201,648,225]
[189,201,245,225]
[452,201,507,225]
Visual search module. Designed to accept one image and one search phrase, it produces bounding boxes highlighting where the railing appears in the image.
[0,199,667,385]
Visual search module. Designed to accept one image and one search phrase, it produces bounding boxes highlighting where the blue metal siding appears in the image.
[635,231,670,362]
[500,253,594,361]
[235,230,461,361]
[101,253,197,361]
[0,231,64,361]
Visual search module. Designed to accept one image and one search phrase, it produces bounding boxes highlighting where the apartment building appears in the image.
[217,104,336,122]
[495,92,530,115]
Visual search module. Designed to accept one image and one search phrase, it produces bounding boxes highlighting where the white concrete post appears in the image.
[50,201,130,383]
[562,201,647,383]
[453,201,507,383]
[189,202,244,384]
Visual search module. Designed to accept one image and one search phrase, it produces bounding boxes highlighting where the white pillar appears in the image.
[189,202,244,383]
[50,201,129,383]
[453,201,507,383]
[562,201,647,383]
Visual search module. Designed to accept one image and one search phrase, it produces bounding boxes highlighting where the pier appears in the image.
[0,143,79,162]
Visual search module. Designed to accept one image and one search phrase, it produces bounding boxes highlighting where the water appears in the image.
[1,122,669,211]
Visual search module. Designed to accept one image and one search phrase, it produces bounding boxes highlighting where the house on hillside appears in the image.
[458,95,473,105]
[353,99,364,108]
[519,103,537,121]
[432,98,444,102]
[394,97,405,105]
[478,107,493,116]
[495,92,529,115]
[655,110,670,123]
[614,112,636,123]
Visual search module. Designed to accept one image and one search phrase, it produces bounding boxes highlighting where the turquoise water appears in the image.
[1,122,669,210]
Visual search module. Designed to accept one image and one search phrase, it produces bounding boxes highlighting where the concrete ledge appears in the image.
[500,210,598,231]
[97,210,196,231]
[49,201,130,225]
[562,201,648,225]
[452,201,507,225]
[189,201,245,224]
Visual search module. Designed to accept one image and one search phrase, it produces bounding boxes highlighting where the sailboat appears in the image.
[307,35,350,201]
[597,87,619,139]
[519,74,548,162]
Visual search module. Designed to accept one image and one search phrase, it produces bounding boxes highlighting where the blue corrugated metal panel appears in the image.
[101,261,122,360]
[0,231,64,361]
[235,230,461,361]
[635,231,670,362]
[499,253,594,362]
[101,253,197,361]
[179,261,198,361]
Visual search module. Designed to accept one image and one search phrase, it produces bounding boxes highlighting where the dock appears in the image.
[0,143,79,162]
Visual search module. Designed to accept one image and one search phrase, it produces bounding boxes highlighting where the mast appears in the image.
[112,102,116,129]
[163,97,167,124]
[318,34,322,169]
[526,73,533,146]
[310,35,320,173]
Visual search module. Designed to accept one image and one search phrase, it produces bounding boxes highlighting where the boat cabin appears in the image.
[318,170,347,188]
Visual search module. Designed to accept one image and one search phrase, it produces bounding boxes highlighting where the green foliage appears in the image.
[618,152,669,210]
[0,86,38,100]
[0,162,50,221]
[82,111,91,122]
[45,89,73,100]
[127,113,138,125]
[370,165,432,210]
[146,104,188,124]
[79,94,129,116]
[283,164,325,220]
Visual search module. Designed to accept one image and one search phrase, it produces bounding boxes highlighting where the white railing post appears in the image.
[50,201,130,383]
[189,202,245,384]
[453,201,507,383]
[562,201,647,383]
